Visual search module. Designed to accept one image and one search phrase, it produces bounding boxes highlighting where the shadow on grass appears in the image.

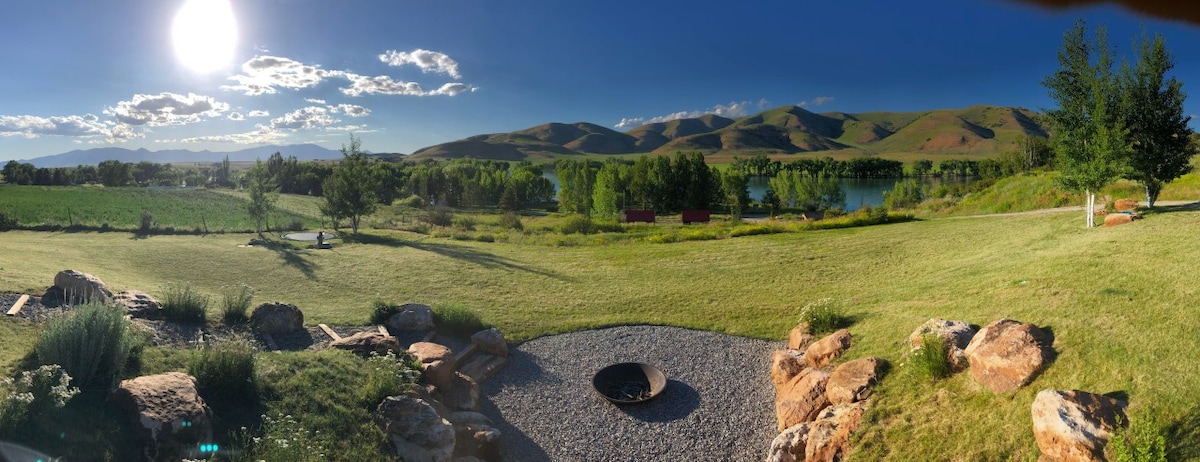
[1169,406,1200,460]
[1137,201,1200,217]
[257,239,318,280]
[348,233,572,282]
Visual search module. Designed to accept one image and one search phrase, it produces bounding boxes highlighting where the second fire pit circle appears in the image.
[592,362,667,404]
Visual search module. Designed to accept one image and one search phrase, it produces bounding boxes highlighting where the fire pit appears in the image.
[592,362,667,404]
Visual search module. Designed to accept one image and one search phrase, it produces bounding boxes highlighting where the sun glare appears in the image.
[171,0,237,72]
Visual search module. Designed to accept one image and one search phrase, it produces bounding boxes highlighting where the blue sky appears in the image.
[2,0,1200,162]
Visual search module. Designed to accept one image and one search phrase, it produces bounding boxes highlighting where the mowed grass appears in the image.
[0,185,321,232]
[3,207,1200,458]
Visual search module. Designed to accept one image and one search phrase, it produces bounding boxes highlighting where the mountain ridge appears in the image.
[19,144,345,168]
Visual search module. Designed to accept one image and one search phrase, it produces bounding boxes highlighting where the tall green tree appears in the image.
[322,136,379,234]
[1121,33,1196,207]
[591,161,623,220]
[720,169,750,220]
[246,161,278,235]
[1042,21,1130,227]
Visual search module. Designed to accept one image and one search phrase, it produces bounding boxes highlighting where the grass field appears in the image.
[3,201,1200,458]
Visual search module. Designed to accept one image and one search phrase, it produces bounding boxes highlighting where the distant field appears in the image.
[0,185,322,232]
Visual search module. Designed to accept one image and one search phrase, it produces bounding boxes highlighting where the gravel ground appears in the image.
[480,325,782,462]
[1,293,69,323]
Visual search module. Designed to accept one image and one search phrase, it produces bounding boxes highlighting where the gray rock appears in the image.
[112,290,163,319]
[53,269,112,304]
[470,328,507,357]
[448,411,501,461]
[331,331,400,357]
[388,303,435,331]
[250,302,304,334]
[374,396,455,462]
[110,372,212,462]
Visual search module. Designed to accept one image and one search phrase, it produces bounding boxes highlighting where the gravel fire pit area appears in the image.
[480,325,780,461]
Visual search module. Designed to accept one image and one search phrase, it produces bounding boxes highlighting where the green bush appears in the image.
[34,303,141,389]
[357,352,421,407]
[452,215,476,231]
[220,284,254,325]
[421,207,454,227]
[475,233,495,243]
[0,211,16,230]
[369,301,401,325]
[161,282,210,324]
[1108,415,1167,462]
[730,224,785,237]
[797,298,852,335]
[883,179,925,210]
[909,334,953,382]
[139,211,154,233]
[559,216,624,235]
[497,212,524,230]
[0,364,80,432]
[188,337,257,404]
[433,303,489,336]
[399,194,426,209]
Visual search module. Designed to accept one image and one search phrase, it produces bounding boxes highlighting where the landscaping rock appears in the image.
[471,328,507,357]
[1104,213,1137,227]
[1032,389,1127,462]
[439,372,480,412]
[1114,199,1138,211]
[331,331,400,357]
[963,319,1053,393]
[772,349,808,390]
[110,372,212,462]
[788,322,816,350]
[113,290,163,319]
[53,269,112,304]
[447,411,501,461]
[805,402,867,462]
[374,395,455,462]
[907,318,976,351]
[804,329,852,368]
[775,367,831,431]
[826,357,886,405]
[388,303,435,331]
[250,302,304,334]
[409,342,458,390]
[766,422,811,462]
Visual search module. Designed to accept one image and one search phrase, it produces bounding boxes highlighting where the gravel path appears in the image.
[480,325,782,462]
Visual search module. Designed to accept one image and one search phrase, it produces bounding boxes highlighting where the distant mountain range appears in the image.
[409,105,1049,161]
[20,144,345,168]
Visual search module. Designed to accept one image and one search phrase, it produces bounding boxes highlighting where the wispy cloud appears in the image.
[305,98,327,104]
[227,112,245,121]
[329,104,371,117]
[104,92,230,126]
[614,100,755,129]
[221,56,339,96]
[247,110,270,118]
[0,114,110,139]
[223,55,477,98]
[379,49,462,79]
[796,96,835,107]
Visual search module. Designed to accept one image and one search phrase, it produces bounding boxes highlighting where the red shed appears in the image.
[623,210,656,223]
[681,209,710,224]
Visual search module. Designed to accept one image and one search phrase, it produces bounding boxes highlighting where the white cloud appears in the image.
[429,82,476,96]
[340,73,426,97]
[228,112,245,121]
[797,96,835,108]
[0,114,110,138]
[329,104,371,117]
[614,100,754,129]
[247,110,270,117]
[379,49,462,79]
[757,98,770,110]
[221,56,340,96]
[105,92,230,126]
[305,98,326,104]
[268,106,336,130]
[170,128,286,145]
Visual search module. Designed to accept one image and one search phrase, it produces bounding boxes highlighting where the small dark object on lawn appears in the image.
[592,362,667,404]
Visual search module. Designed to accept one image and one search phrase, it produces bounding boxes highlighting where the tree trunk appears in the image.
[1145,181,1161,208]
[1085,190,1095,228]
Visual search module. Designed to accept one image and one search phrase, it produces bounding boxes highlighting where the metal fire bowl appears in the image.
[592,362,667,405]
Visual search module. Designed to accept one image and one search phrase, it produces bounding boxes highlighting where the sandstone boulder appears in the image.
[776,367,832,431]
[113,290,163,319]
[331,331,400,357]
[1104,213,1136,227]
[1113,199,1138,212]
[804,329,852,368]
[439,372,480,412]
[53,269,112,304]
[806,402,867,462]
[388,303,435,331]
[374,396,455,462]
[470,328,507,357]
[826,357,886,405]
[772,349,808,390]
[408,342,458,389]
[788,322,816,350]
[110,372,212,462]
[766,422,811,462]
[250,302,304,334]
[907,318,976,351]
[963,319,1053,393]
[1032,389,1127,462]
[447,411,501,461]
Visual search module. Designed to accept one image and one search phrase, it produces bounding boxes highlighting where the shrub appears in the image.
[475,233,495,243]
[34,303,141,389]
[220,284,255,325]
[433,303,489,336]
[0,211,16,231]
[497,212,524,230]
[161,282,210,324]
[369,301,401,325]
[357,352,421,407]
[797,298,851,336]
[0,364,80,432]
[559,215,594,234]
[139,211,154,234]
[1108,415,1167,462]
[909,334,953,382]
[188,337,257,404]
[730,224,784,237]
[452,215,476,231]
[421,207,454,227]
[883,179,925,209]
[399,194,426,209]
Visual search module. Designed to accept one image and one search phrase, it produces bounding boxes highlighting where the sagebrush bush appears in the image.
[138,211,154,233]
[34,303,141,389]
[421,207,454,227]
[798,298,851,335]
[357,352,420,407]
[497,212,524,230]
[161,282,209,324]
[433,303,489,336]
[188,337,258,404]
[909,334,953,382]
[220,284,254,325]
[452,215,476,231]
[1108,414,1168,462]
[0,364,80,432]
[369,301,401,325]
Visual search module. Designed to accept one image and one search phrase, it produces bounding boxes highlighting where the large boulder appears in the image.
[776,367,832,431]
[408,342,458,390]
[331,331,400,357]
[963,319,1053,393]
[804,329,852,369]
[470,328,507,357]
[113,290,163,319]
[387,303,435,331]
[766,422,811,462]
[374,396,455,462]
[1032,389,1127,462]
[826,357,887,405]
[1104,213,1137,227]
[788,322,816,350]
[53,269,112,304]
[447,411,501,461]
[907,318,976,351]
[110,372,212,462]
[438,372,480,412]
[250,302,304,334]
[771,349,808,390]
[805,402,868,462]
[1113,199,1138,212]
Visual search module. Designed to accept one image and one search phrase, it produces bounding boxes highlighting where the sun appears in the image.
[171,0,237,72]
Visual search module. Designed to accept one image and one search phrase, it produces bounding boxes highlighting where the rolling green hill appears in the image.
[407,105,1049,161]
